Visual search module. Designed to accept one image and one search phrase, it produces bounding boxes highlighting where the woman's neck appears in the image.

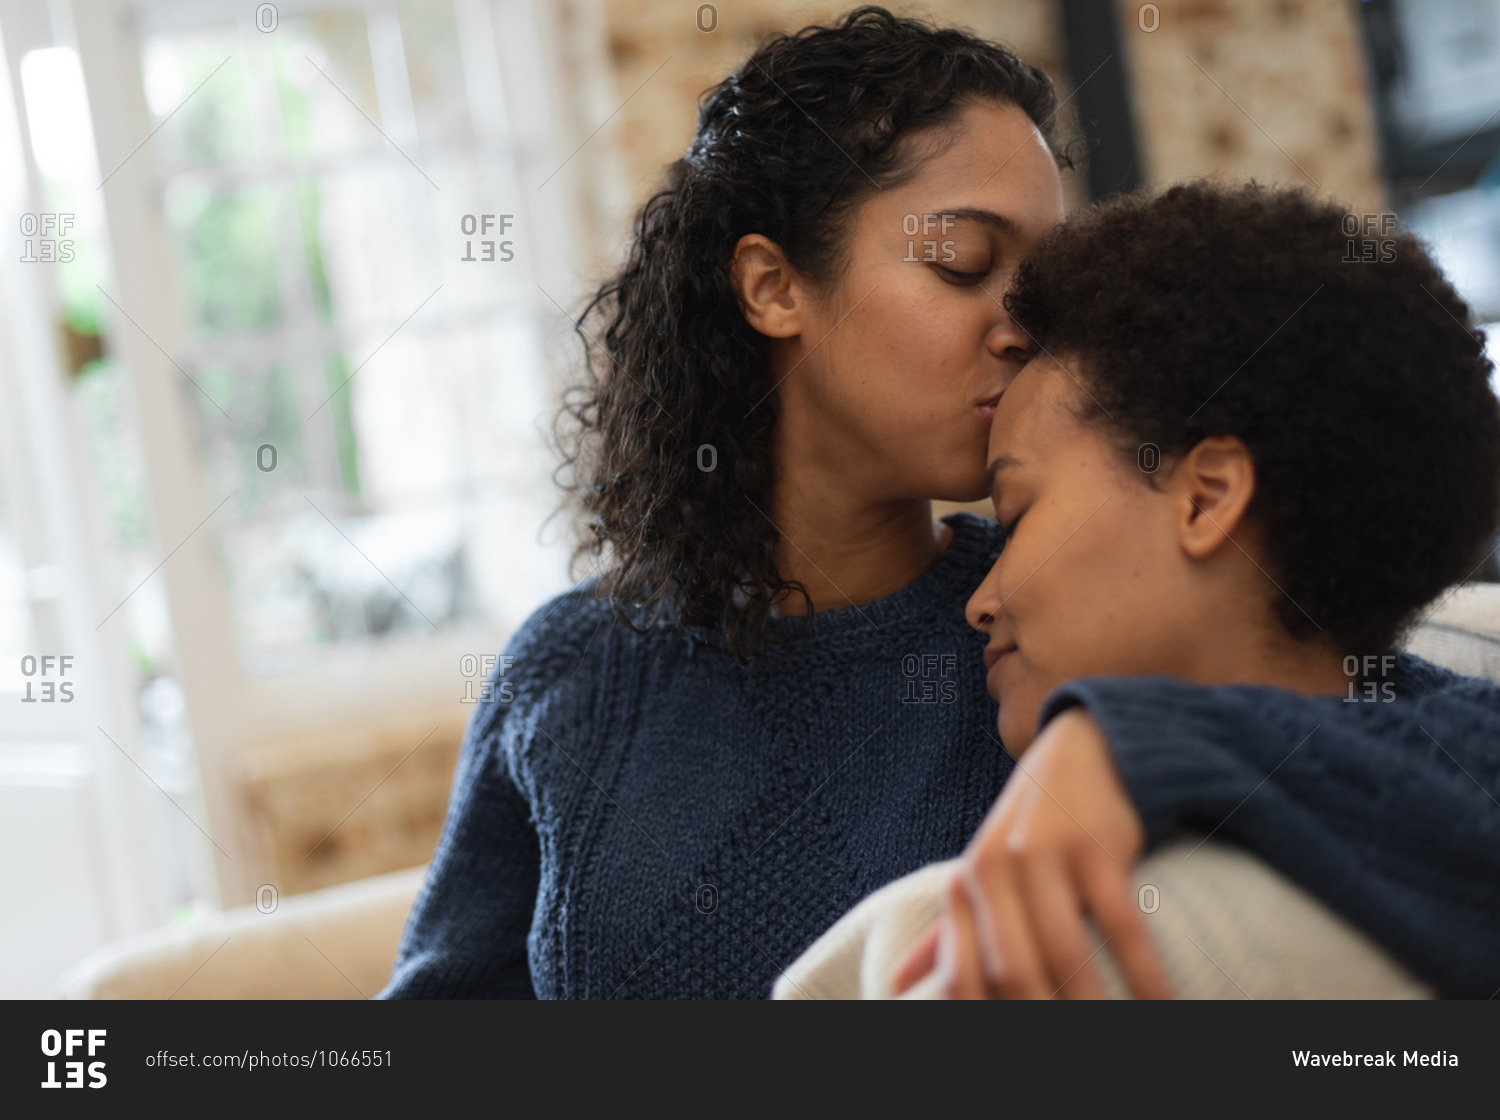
[1191,628,1352,699]
[766,484,951,615]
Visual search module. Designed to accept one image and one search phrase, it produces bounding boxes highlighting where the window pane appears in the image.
[140,3,566,673]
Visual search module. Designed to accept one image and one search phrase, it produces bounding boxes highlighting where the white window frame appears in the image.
[48,0,587,906]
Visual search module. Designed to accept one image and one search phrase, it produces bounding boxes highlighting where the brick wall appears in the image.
[564,0,1383,264]
[238,710,467,897]
[561,1,1080,282]
[1117,0,1385,211]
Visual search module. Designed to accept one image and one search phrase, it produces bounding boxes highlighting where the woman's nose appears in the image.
[983,297,1031,367]
[965,563,1004,632]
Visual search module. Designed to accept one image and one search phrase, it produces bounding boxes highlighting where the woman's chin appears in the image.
[935,472,990,505]
[996,710,1036,755]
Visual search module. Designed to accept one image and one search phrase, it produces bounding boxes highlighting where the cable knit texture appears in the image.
[385,515,1009,999]
[381,513,1500,999]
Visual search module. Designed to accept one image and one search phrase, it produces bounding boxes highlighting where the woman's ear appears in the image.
[730,234,805,339]
[1171,435,1257,560]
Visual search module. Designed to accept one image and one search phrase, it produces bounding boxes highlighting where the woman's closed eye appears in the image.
[935,265,990,285]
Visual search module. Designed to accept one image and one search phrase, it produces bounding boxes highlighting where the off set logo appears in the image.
[39,1029,107,1089]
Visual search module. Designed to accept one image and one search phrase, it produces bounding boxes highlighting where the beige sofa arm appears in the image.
[56,865,426,999]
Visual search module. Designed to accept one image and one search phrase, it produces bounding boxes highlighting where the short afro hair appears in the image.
[1004,180,1500,655]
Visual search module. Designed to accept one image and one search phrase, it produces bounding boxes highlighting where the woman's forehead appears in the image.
[991,359,1086,461]
[878,103,1064,216]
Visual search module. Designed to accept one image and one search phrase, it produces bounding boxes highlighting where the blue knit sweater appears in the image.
[381,514,1500,999]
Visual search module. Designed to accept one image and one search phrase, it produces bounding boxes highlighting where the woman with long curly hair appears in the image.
[382,8,1500,999]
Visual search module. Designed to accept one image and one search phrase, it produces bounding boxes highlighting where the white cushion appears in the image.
[1402,583,1500,684]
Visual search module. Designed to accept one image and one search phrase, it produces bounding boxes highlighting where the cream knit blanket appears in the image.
[773,836,1435,1000]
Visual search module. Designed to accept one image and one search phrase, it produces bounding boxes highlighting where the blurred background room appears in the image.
[2,0,1498,997]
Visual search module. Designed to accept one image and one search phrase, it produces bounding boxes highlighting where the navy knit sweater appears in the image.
[381,514,1500,999]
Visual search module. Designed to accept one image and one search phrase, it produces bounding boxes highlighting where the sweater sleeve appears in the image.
[379,659,541,999]
[1036,654,1500,998]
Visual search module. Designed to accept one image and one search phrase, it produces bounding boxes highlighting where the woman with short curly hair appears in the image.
[778,182,1500,1000]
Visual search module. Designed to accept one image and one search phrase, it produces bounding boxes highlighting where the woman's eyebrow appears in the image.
[936,208,1021,237]
[985,454,1024,494]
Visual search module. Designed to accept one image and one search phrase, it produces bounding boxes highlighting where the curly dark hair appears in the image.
[557,6,1070,658]
[1003,180,1500,655]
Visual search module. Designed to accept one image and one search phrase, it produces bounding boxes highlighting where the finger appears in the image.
[961,862,1007,983]
[966,861,1051,1000]
[1082,859,1173,1000]
[941,874,988,1000]
[892,925,941,994]
[1018,853,1106,999]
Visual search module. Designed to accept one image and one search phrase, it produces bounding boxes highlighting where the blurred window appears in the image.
[1362,0,1500,573]
[128,0,567,675]
[1365,0,1500,334]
